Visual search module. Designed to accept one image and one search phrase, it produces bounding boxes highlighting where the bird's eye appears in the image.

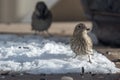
[78,26,81,28]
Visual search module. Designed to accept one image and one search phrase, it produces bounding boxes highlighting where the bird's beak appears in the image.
[86,28,91,32]
[86,28,90,31]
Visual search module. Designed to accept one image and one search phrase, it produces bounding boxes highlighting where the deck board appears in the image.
[0,23,119,80]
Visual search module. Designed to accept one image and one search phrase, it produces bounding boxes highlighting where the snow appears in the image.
[0,34,119,74]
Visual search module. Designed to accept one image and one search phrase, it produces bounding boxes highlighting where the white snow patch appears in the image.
[0,34,119,74]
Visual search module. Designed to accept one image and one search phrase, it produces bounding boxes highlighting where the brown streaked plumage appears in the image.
[70,23,93,63]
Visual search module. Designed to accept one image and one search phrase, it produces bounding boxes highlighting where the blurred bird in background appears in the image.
[31,1,52,36]
[70,23,93,63]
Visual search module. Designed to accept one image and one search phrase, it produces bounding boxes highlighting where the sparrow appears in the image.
[31,1,52,36]
[70,23,93,63]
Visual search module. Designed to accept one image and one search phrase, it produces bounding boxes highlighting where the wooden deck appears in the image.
[0,73,119,80]
[0,22,92,36]
[0,23,119,80]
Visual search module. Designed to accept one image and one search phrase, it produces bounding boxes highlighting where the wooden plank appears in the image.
[0,22,92,36]
[0,73,119,80]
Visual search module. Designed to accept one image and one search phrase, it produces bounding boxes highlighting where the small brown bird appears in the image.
[31,1,52,36]
[70,23,93,63]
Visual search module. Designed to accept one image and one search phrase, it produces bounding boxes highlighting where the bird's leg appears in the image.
[72,54,78,58]
[40,31,44,36]
[46,30,53,37]
[73,54,77,58]
[88,54,92,63]
[34,31,40,35]
[34,31,38,35]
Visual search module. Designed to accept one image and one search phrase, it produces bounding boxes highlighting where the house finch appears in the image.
[70,23,93,63]
[31,1,52,36]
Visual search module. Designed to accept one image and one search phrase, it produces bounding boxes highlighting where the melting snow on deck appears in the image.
[0,34,119,74]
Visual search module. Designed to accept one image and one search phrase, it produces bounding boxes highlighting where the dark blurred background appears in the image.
[0,0,86,23]
[0,0,120,48]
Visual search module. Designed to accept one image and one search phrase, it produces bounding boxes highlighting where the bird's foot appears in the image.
[47,33,53,37]
[88,59,92,64]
